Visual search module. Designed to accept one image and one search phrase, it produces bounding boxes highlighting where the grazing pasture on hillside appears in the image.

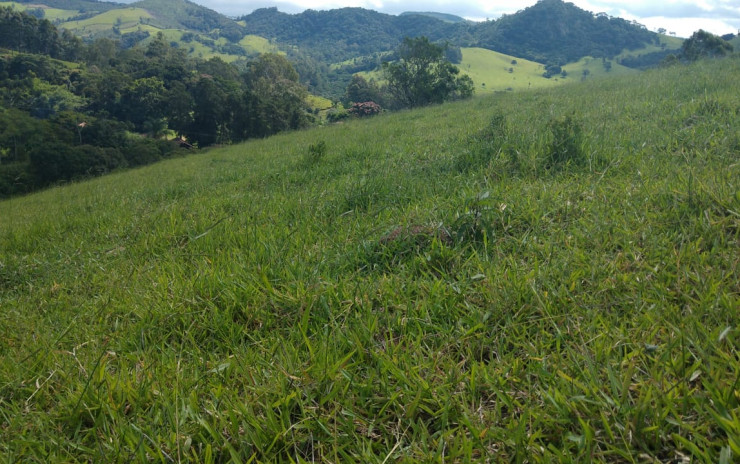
[1,56,739,462]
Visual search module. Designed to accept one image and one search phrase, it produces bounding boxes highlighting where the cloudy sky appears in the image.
[195,0,740,38]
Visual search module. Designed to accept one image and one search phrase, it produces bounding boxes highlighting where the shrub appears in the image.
[455,113,509,172]
[304,140,326,165]
[547,113,584,169]
[326,106,350,123]
[0,163,32,197]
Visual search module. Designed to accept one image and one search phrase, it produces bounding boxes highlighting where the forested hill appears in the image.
[240,0,660,65]
[240,7,467,63]
[474,0,659,64]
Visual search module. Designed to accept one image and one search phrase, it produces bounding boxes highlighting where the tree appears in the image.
[383,37,473,109]
[164,81,193,137]
[344,74,384,106]
[118,77,166,133]
[242,54,308,138]
[0,108,40,163]
[680,30,733,61]
[187,76,228,147]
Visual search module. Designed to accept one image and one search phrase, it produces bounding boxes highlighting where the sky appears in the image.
[194,0,740,38]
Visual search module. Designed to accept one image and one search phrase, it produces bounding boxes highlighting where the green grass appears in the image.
[0,2,79,21]
[239,35,282,55]
[459,47,559,93]
[60,8,154,34]
[1,56,739,462]
[616,36,684,59]
[453,48,637,94]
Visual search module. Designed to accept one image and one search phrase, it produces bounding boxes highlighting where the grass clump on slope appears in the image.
[1,56,739,462]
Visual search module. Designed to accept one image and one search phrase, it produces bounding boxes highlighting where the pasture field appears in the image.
[238,35,283,55]
[1,56,739,462]
[458,47,556,93]
[0,2,78,21]
[59,8,154,34]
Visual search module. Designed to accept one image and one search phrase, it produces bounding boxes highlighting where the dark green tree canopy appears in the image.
[680,30,734,61]
[344,74,384,106]
[383,37,473,108]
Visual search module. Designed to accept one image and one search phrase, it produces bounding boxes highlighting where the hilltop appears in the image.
[1,54,739,461]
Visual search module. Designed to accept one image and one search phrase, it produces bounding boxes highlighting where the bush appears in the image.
[123,138,162,166]
[29,143,126,185]
[0,163,32,197]
[326,106,350,123]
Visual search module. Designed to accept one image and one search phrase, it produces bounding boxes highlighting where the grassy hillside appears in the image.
[0,1,78,20]
[59,7,153,34]
[456,47,638,94]
[1,57,739,462]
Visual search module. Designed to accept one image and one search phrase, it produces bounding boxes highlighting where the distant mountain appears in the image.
[15,0,662,67]
[240,0,660,65]
[474,0,659,64]
[239,7,466,63]
[399,11,468,24]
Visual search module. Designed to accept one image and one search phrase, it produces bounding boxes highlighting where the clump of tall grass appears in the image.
[546,112,585,169]
[454,112,510,172]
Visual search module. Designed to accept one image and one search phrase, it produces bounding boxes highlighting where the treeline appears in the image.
[0,7,309,197]
[0,6,84,60]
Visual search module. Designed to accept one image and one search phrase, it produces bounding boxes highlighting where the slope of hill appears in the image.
[59,6,153,34]
[1,55,738,461]
[130,0,243,36]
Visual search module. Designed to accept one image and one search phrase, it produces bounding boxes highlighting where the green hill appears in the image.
[473,0,659,64]
[2,56,738,461]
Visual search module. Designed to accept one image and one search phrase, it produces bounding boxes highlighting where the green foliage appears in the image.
[344,74,384,106]
[0,5,83,59]
[383,36,473,108]
[680,29,734,61]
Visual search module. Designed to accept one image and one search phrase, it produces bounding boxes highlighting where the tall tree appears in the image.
[243,54,308,138]
[383,36,473,109]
